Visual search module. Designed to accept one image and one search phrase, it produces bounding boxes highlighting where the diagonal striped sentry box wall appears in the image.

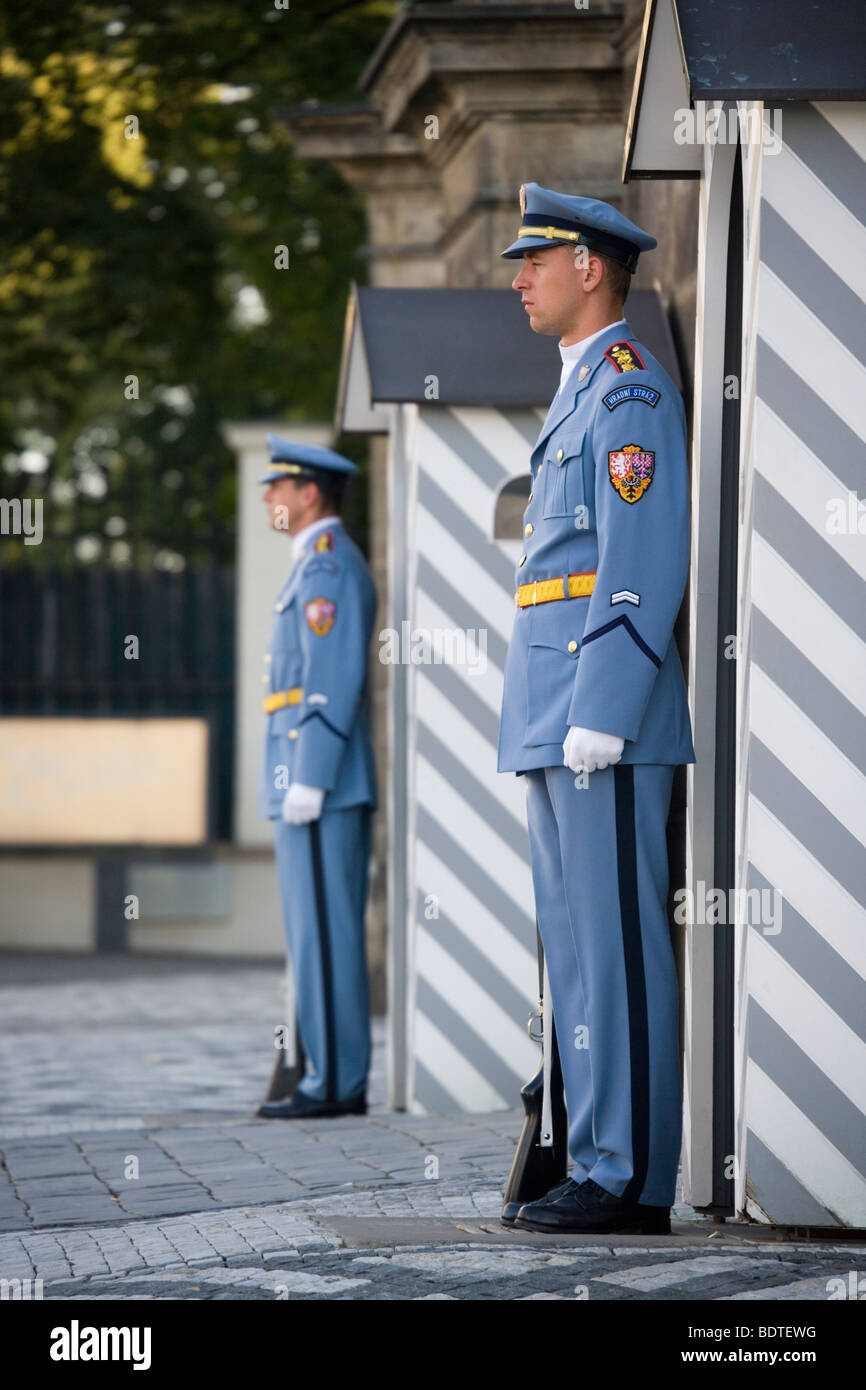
[407,404,543,1113]
[742,102,866,1225]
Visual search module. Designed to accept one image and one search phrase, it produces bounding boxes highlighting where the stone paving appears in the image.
[0,953,863,1301]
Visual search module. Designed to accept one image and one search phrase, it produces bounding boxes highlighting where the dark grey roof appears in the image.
[676,0,866,100]
[345,286,681,414]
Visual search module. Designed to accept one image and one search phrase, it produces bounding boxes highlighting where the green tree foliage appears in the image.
[0,0,394,566]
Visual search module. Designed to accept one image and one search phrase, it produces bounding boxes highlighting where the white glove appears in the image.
[563,726,625,775]
[281,783,326,825]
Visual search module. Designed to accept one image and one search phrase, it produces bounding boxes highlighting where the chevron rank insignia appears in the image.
[604,341,646,374]
[314,529,335,552]
[608,444,655,503]
[305,597,336,635]
[610,589,641,606]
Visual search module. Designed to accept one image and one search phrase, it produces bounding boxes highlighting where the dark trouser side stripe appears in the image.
[309,819,337,1103]
[614,764,651,1204]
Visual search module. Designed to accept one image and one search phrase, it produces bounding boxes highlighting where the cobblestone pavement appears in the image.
[1,954,863,1301]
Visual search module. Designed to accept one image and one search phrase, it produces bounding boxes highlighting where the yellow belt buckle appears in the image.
[532,580,538,606]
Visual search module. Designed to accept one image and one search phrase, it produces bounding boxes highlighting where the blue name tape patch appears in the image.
[602,385,661,411]
[303,559,339,576]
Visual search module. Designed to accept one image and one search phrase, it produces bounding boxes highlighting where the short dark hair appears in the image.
[598,253,632,306]
[287,474,344,515]
[311,479,344,515]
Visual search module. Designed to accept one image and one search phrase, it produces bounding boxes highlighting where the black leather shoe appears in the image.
[501,1176,574,1228]
[255,1091,367,1120]
[514,1177,671,1235]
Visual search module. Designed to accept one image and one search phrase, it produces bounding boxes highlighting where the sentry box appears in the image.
[626,0,866,1228]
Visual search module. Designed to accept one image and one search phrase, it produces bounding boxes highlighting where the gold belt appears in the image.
[516,571,596,607]
[263,687,303,713]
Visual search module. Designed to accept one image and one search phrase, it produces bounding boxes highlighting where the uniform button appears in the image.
[524,523,533,537]
[288,729,299,740]
[264,654,271,663]
[557,448,563,461]
[518,554,526,567]
[567,640,578,653]
[275,602,284,612]
[261,675,269,683]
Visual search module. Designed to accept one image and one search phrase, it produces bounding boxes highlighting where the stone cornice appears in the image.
[362,5,624,134]
[273,104,418,163]
[361,2,625,92]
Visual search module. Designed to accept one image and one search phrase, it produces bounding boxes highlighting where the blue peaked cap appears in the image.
[500,183,657,272]
[258,434,360,486]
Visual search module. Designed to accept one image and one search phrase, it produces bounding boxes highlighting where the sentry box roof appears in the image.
[624,0,866,181]
[336,284,682,433]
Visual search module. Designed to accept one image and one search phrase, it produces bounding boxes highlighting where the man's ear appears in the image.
[584,253,605,292]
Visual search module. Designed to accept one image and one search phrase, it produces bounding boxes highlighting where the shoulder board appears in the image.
[603,340,646,374]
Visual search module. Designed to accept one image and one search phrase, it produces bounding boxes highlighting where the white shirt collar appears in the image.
[291,513,341,562]
[557,317,628,394]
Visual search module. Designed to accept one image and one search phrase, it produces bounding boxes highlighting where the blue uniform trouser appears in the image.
[525,763,681,1207]
[273,805,372,1103]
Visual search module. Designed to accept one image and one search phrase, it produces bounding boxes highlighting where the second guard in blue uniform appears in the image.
[255,436,377,1120]
[497,184,696,1232]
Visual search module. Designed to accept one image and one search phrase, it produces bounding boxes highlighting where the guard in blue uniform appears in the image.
[497,184,696,1232]
[255,436,377,1120]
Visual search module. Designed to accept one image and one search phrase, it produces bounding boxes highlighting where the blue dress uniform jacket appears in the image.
[259,519,377,815]
[497,319,695,774]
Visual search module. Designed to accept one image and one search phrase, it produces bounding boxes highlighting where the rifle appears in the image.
[501,927,569,1226]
